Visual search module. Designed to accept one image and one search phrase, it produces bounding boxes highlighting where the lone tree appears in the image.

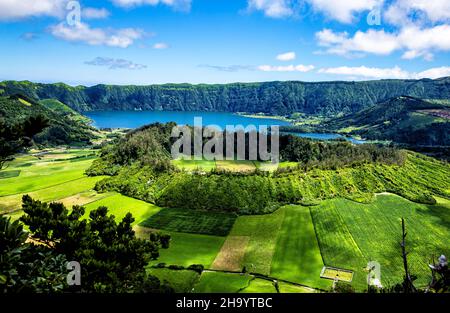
[400,218,417,293]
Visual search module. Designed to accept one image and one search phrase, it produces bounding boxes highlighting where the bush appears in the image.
[187,264,204,274]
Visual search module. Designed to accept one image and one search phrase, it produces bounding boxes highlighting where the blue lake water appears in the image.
[85,111,364,143]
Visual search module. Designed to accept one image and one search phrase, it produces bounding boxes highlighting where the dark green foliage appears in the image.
[139,208,237,236]
[279,135,406,168]
[187,264,204,274]
[18,195,172,293]
[333,281,355,293]
[0,215,68,293]
[0,109,49,169]
[0,95,95,149]
[1,78,449,116]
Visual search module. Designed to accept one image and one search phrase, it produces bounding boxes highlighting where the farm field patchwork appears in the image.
[0,176,106,213]
[270,205,331,290]
[139,207,237,236]
[312,194,450,290]
[0,157,96,197]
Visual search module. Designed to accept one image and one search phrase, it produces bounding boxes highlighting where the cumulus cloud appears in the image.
[246,0,382,21]
[82,7,110,19]
[49,22,144,48]
[385,0,450,26]
[316,25,450,60]
[0,0,66,21]
[307,0,383,23]
[111,0,191,11]
[318,65,450,79]
[85,57,147,70]
[276,51,296,61]
[258,64,315,72]
[246,0,294,18]
[153,42,169,49]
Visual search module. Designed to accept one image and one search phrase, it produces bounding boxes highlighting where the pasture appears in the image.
[84,193,161,225]
[270,205,331,290]
[148,232,226,268]
[147,268,200,293]
[312,194,450,290]
[139,208,237,236]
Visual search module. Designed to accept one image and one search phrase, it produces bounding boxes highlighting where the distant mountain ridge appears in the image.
[0,77,449,116]
[316,96,450,146]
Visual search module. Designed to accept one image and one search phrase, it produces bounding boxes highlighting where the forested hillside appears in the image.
[87,123,449,214]
[296,96,450,146]
[0,95,96,146]
[1,77,449,116]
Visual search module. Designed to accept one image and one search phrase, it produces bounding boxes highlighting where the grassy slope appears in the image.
[147,268,200,293]
[193,272,253,293]
[149,232,226,268]
[229,209,285,275]
[270,205,331,290]
[84,193,161,225]
[0,158,96,196]
[312,194,450,291]
[139,208,237,236]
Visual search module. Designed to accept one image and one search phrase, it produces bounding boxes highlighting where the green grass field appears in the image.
[240,278,277,293]
[312,194,450,290]
[147,268,200,293]
[193,272,253,293]
[270,205,331,290]
[0,155,96,197]
[0,176,106,213]
[149,232,226,267]
[278,282,316,293]
[171,158,216,172]
[84,193,161,225]
[140,208,237,236]
[229,208,285,275]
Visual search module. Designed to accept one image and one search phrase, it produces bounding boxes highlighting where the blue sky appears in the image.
[0,0,449,85]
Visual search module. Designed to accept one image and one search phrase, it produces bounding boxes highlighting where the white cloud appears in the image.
[318,65,450,79]
[258,64,315,72]
[307,0,383,23]
[85,57,147,70]
[111,0,191,11]
[153,42,169,49]
[385,0,450,26]
[246,0,294,18]
[0,0,66,21]
[49,22,143,48]
[316,25,450,60]
[82,8,110,19]
[276,51,296,61]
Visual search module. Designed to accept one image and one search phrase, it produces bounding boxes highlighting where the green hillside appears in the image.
[1,77,449,116]
[0,95,96,146]
[306,96,450,146]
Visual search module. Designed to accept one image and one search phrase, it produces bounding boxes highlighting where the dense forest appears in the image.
[1,77,449,116]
